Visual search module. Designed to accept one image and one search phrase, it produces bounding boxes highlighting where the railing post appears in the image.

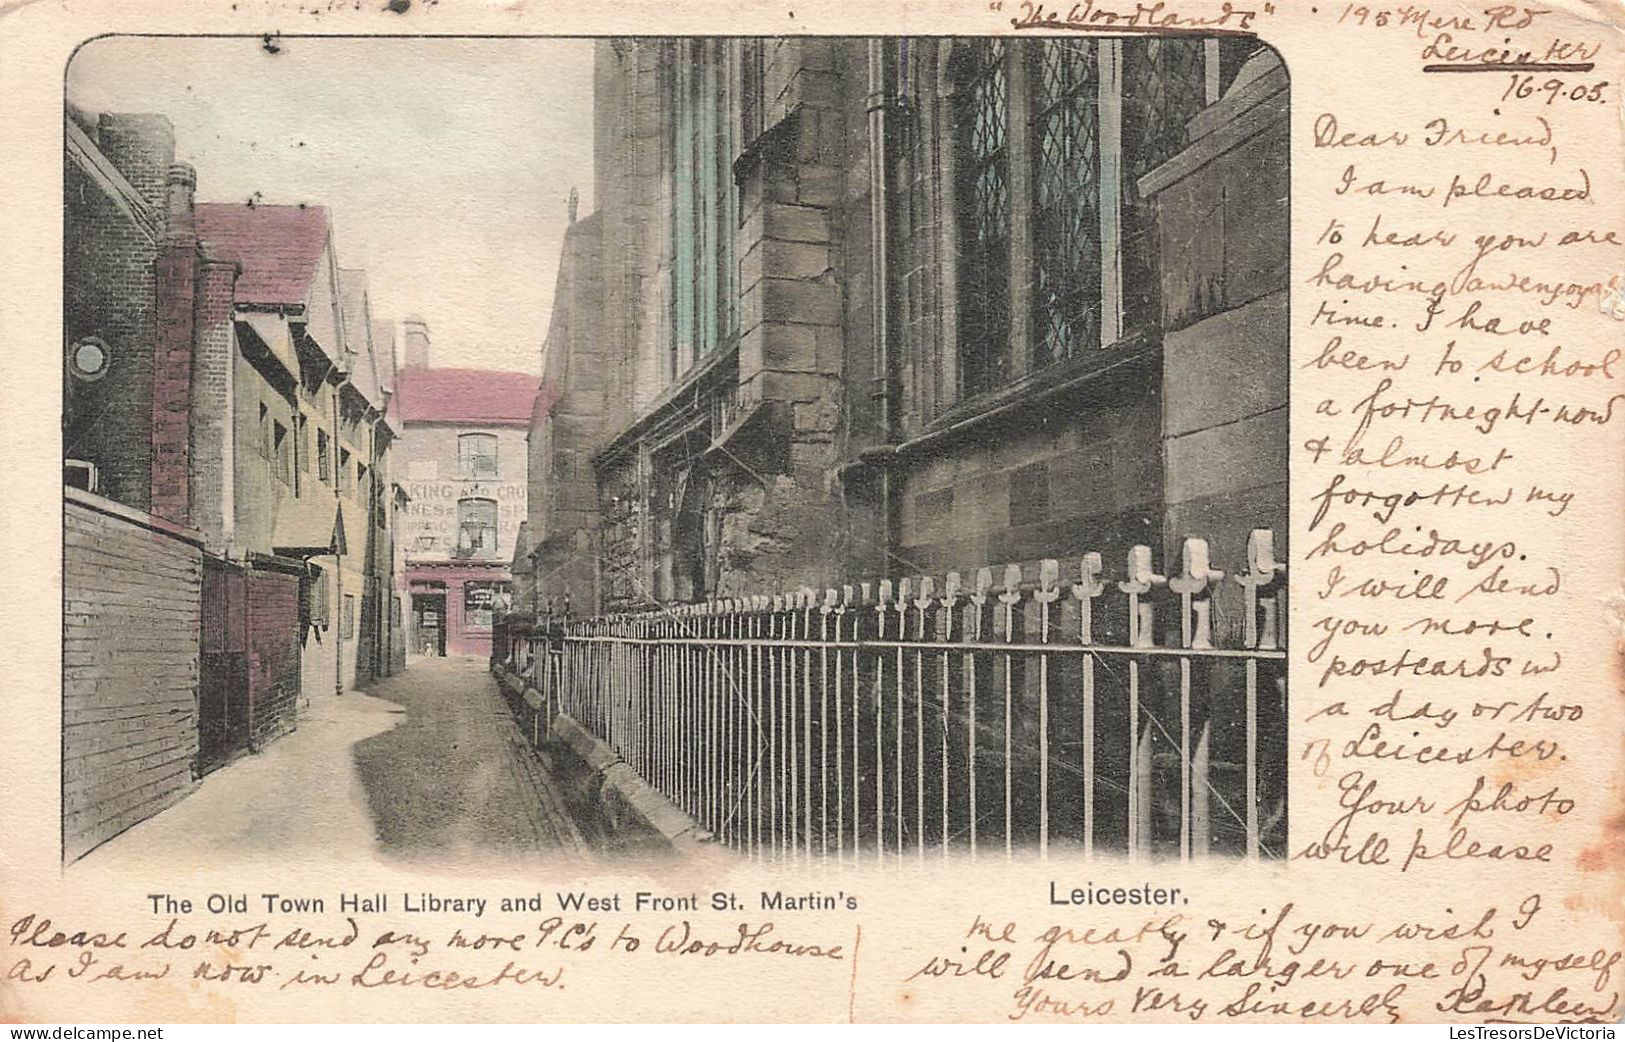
[838,584,854,861]
[1119,545,1165,861]
[940,572,962,857]
[997,563,1022,857]
[912,576,936,860]
[1070,553,1104,856]
[873,579,893,865]
[1234,528,1286,860]
[801,586,817,862]
[967,568,992,858]
[820,588,838,861]
[754,598,767,858]
[724,598,740,850]
[893,577,911,857]
[854,582,871,858]
[1170,536,1225,861]
[1034,560,1061,859]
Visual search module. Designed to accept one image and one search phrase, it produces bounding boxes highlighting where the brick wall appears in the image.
[153,238,198,525]
[63,489,201,862]
[64,150,160,511]
[96,114,174,214]
[246,568,300,749]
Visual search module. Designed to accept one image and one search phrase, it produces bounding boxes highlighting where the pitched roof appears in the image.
[338,268,382,406]
[195,203,331,306]
[394,367,543,426]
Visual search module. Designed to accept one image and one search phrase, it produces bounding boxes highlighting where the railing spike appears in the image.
[1248,527,1283,577]
[1171,535,1225,651]
[1119,545,1165,649]
[942,571,962,605]
[1072,552,1105,600]
[998,563,1023,605]
[971,567,993,606]
[915,575,936,610]
[1035,559,1061,603]
[1179,536,1225,586]
[1121,544,1166,591]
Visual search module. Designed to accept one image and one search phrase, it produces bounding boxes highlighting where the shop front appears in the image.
[405,562,512,658]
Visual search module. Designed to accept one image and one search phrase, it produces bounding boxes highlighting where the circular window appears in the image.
[68,337,111,382]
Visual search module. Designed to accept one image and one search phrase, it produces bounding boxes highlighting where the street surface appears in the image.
[82,656,584,869]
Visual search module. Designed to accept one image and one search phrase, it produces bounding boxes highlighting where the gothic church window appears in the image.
[939,36,1243,407]
[665,39,740,382]
[950,39,1012,400]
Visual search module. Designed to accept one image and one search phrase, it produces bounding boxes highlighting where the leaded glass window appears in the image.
[740,38,765,145]
[1120,38,1208,331]
[667,40,740,381]
[668,51,697,378]
[1031,39,1102,367]
[1121,37,1208,188]
[951,39,1010,400]
[936,35,1228,406]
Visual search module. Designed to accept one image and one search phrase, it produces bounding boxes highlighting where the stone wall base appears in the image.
[494,667,714,859]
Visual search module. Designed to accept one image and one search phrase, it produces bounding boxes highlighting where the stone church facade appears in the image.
[520,36,1288,643]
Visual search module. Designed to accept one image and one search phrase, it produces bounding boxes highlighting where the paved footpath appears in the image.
[81,656,584,870]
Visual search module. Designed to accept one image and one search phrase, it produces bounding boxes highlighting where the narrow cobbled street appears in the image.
[351,656,584,860]
[82,657,584,869]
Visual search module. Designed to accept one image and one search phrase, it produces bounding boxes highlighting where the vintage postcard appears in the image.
[1,0,1623,1025]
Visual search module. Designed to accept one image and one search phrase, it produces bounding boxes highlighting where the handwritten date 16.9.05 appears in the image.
[1502,75,1610,106]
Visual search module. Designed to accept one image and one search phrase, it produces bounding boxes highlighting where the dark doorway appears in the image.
[198,557,249,776]
[413,593,447,657]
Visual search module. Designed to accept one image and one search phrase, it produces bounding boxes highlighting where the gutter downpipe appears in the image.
[332,376,345,695]
[866,39,898,572]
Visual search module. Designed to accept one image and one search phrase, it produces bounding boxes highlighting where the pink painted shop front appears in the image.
[407,562,512,658]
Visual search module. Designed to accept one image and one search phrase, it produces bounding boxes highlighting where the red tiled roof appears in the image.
[195,203,331,306]
[394,367,546,426]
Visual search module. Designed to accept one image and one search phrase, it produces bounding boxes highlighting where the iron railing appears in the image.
[506,529,1286,862]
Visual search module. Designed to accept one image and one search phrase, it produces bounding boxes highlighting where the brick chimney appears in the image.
[402,315,431,369]
[151,162,201,526]
[96,113,175,214]
[165,162,196,243]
